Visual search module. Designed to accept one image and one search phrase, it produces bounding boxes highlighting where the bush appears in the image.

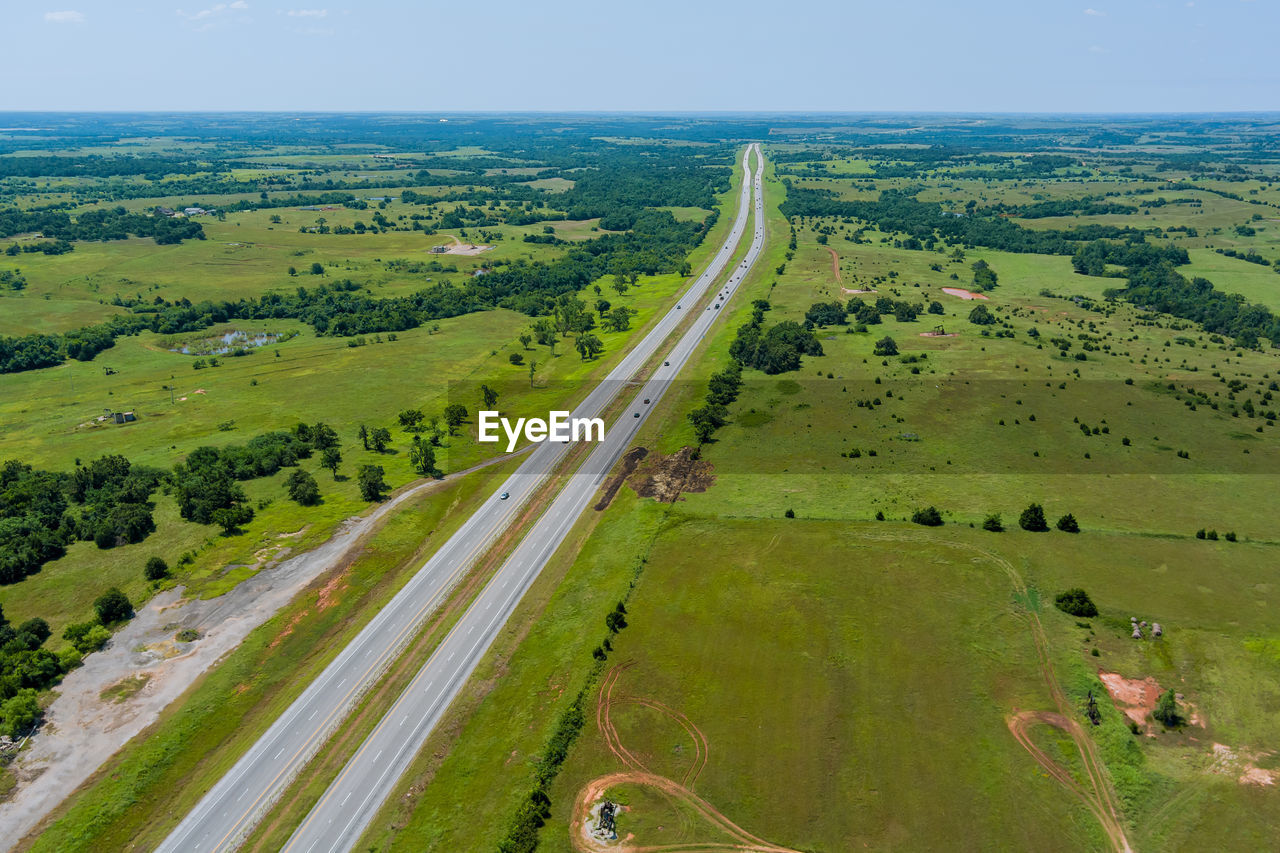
[285,468,321,506]
[1153,689,1184,728]
[176,629,199,642]
[1054,588,1098,618]
[1224,531,1237,542]
[1019,503,1049,532]
[508,352,523,365]
[982,513,1004,532]
[0,690,41,738]
[911,506,943,526]
[63,620,112,654]
[784,508,795,518]
[94,587,133,624]
[144,556,169,581]
[1056,513,1080,533]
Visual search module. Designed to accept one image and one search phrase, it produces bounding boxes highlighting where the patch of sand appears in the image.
[1210,743,1279,787]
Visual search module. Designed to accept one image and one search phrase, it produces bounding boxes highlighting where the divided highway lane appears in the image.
[157,144,763,853]
[282,143,767,853]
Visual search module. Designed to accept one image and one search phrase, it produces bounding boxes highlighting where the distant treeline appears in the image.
[0,155,227,179]
[780,185,1155,255]
[0,209,708,374]
[0,205,204,245]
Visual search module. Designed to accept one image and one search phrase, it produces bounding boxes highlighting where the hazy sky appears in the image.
[7,0,1276,112]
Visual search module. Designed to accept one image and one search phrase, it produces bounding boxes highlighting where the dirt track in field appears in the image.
[569,662,800,853]
[825,246,841,284]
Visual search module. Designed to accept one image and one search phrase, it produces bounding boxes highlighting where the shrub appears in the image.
[176,629,199,642]
[144,556,169,581]
[63,621,112,654]
[94,587,133,625]
[357,464,389,501]
[1224,531,1237,542]
[1056,513,1080,533]
[285,468,321,506]
[982,513,1004,532]
[784,508,795,518]
[1019,503,1049,532]
[1153,689,1184,728]
[911,506,943,526]
[508,352,523,365]
[1054,588,1098,618]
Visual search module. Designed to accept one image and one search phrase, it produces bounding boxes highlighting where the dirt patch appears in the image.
[433,235,492,255]
[628,447,714,503]
[316,573,348,611]
[1098,671,1162,727]
[841,286,877,295]
[942,286,989,300]
[1210,743,1279,787]
[918,331,958,338]
[595,447,648,511]
[825,246,841,284]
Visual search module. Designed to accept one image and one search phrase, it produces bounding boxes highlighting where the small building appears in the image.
[184,207,207,217]
[155,206,176,217]
[112,411,137,425]
[429,245,448,254]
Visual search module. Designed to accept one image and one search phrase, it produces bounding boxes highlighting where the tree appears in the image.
[409,436,440,478]
[397,409,424,431]
[481,384,499,409]
[873,336,898,356]
[310,262,324,275]
[286,469,321,505]
[1053,588,1098,618]
[1056,513,1080,533]
[971,259,998,291]
[606,306,633,332]
[508,352,523,366]
[357,464,388,501]
[1019,503,1049,532]
[0,691,41,738]
[310,422,339,450]
[287,266,297,276]
[911,506,944,526]
[518,333,532,350]
[144,556,169,581]
[982,513,1004,532]
[369,427,391,453]
[688,404,728,444]
[321,446,342,478]
[605,603,627,633]
[212,503,254,534]
[528,359,537,388]
[443,403,468,435]
[358,424,369,451]
[1153,689,1184,728]
[575,333,604,360]
[968,304,995,325]
[94,587,134,624]
[927,300,945,315]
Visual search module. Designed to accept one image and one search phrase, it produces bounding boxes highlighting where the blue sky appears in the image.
[7,0,1276,112]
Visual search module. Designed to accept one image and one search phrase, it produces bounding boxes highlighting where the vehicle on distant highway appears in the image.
[499,492,509,500]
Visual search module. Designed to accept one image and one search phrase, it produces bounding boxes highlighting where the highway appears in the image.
[157,143,765,853]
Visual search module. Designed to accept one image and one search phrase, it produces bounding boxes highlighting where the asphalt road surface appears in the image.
[157,143,764,853]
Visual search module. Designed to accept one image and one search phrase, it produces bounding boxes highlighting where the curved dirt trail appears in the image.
[825,246,840,284]
[572,663,800,853]
[858,533,1133,853]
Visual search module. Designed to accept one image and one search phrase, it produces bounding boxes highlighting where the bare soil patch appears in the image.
[1097,671,1162,728]
[595,447,648,511]
[1209,743,1279,787]
[941,287,989,301]
[628,447,714,503]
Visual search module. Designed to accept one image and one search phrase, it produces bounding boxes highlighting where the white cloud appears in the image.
[1084,7,1107,15]
[286,8,327,17]
[44,10,85,24]
[177,1,248,24]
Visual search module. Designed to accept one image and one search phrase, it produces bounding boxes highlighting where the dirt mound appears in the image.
[595,447,648,511]
[628,447,714,503]
[1098,671,1162,727]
